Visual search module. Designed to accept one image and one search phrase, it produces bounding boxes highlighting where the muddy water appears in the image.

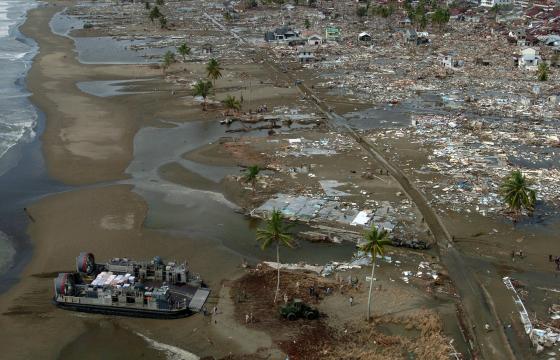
[76,79,155,98]
[125,119,356,267]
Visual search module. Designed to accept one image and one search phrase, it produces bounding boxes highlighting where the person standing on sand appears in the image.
[245,314,249,324]
[349,296,353,307]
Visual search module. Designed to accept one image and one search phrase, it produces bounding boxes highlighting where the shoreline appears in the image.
[0,0,66,294]
[0,3,279,359]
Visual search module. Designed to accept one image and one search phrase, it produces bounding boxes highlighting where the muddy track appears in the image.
[205,11,515,360]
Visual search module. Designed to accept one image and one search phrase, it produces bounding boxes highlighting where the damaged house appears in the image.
[509,28,527,46]
[439,51,464,69]
[264,26,300,42]
[297,46,316,63]
[357,31,372,43]
[325,26,341,41]
[516,47,542,69]
[307,33,322,45]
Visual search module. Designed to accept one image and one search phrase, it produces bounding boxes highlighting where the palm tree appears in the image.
[149,6,161,23]
[223,95,241,115]
[500,170,536,218]
[359,225,391,321]
[161,50,175,74]
[537,62,549,81]
[206,58,223,85]
[159,15,167,29]
[243,165,260,191]
[192,80,213,110]
[177,43,190,61]
[256,209,294,303]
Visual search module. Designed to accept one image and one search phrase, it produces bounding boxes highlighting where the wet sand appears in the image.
[0,3,268,359]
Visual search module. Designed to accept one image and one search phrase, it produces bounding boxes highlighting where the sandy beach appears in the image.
[0,2,268,358]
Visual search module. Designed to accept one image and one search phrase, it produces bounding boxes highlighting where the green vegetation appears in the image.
[223,95,242,114]
[256,209,294,303]
[206,58,223,85]
[431,7,450,29]
[149,6,161,22]
[371,4,394,18]
[406,1,428,30]
[177,43,191,61]
[537,62,549,81]
[243,165,260,191]
[161,50,175,73]
[155,0,164,5]
[192,80,213,110]
[304,18,310,29]
[359,226,391,320]
[500,170,536,217]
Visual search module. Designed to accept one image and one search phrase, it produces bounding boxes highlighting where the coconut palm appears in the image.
[359,225,391,321]
[159,15,167,29]
[161,50,175,74]
[223,95,241,115]
[177,43,191,61]
[243,165,260,191]
[256,209,294,303]
[192,80,213,110]
[149,6,161,22]
[500,170,536,217]
[537,62,549,81]
[206,58,223,85]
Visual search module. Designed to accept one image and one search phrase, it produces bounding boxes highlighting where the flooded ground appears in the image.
[125,120,357,267]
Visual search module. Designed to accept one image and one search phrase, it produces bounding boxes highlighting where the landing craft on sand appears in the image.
[53,252,210,319]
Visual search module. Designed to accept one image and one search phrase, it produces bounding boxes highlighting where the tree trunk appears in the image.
[274,242,280,303]
[367,254,377,321]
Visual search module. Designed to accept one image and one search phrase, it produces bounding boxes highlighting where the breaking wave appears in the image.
[135,332,199,360]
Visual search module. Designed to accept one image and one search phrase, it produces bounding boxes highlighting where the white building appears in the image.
[297,46,315,63]
[307,34,322,46]
[518,47,542,69]
[480,0,512,7]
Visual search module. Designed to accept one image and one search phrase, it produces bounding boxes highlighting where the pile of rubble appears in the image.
[369,114,560,216]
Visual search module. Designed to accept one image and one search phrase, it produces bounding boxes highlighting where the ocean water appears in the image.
[0,0,38,176]
[0,0,38,275]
